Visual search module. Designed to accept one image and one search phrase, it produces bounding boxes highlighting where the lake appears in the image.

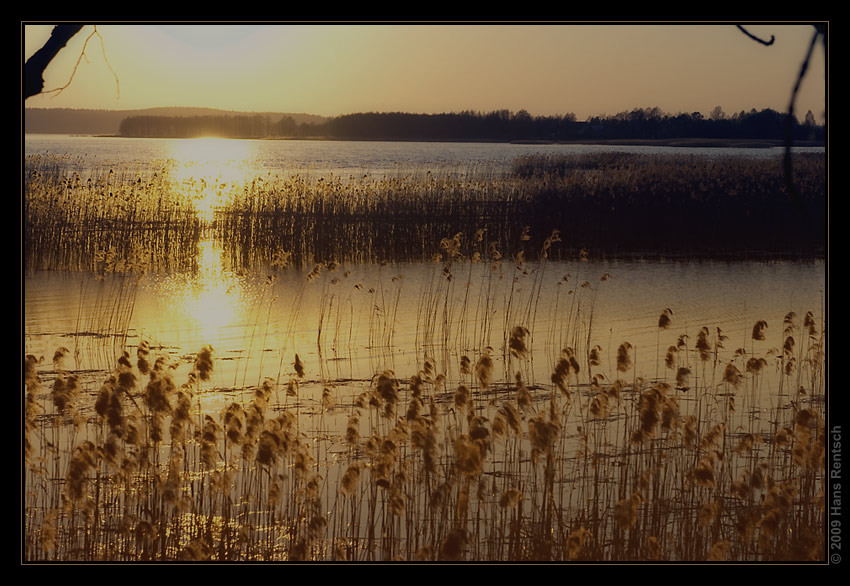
[22,135,827,562]
[25,133,824,175]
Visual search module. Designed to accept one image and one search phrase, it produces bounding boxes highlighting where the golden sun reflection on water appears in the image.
[146,238,248,352]
[165,137,258,221]
[180,240,243,341]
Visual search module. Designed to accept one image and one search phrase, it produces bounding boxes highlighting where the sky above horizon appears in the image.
[23,23,827,123]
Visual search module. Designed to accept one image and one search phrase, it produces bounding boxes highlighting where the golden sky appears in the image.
[23,23,827,122]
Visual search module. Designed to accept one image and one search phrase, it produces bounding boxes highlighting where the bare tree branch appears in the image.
[783,26,824,210]
[25,25,119,101]
[736,25,775,46]
[738,23,826,211]
[25,25,84,99]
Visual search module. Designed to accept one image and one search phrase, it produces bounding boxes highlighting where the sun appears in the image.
[165,137,258,221]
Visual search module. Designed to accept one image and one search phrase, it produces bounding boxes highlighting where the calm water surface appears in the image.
[24,133,825,176]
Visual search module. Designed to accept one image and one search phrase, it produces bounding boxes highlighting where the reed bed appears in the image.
[23,265,826,561]
[25,152,825,276]
[509,152,825,258]
[25,154,205,275]
[214,152,825,267]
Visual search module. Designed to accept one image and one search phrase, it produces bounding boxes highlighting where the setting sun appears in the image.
[166,137,256,220]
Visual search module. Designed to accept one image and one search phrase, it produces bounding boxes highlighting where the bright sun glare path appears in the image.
[161,138,257,345]
[166,137,256,222]
[173,239,245,346]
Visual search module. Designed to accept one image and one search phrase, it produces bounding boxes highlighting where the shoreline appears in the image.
[28,133,825,149]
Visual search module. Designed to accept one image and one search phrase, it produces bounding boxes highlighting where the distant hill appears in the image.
[24,107,328,136]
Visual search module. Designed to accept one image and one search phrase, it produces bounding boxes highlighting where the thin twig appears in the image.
[783,27,823,210]
[736,25,775,46]
[41,25,120,99]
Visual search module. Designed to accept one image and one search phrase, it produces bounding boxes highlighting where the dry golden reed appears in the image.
[565,527,592,561]
[499,487,523,509]
[65,440,98,502]
[475,348,494,390]
[752,320,769,341]
[658,308,673,330]
[22,273,825,563]
[51,371,80,415]
[439,528,468,561]
[696,327,712,362]
[194,345,214,381]
[515,372,533,413]
[293,353,305,378]
[614,492,642,530]
[707,541,731,561]
[616,342,632,373]
[508,325,530,359]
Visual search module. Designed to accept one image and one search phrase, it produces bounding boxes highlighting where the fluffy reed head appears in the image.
[508,325,530,359]
[136,339,150,375]
[746,357,768,375]
[665,345,677,370]
[24,354,41,392]
[675,366,691,390]
[723,363,742,387]
[631,384,668,443]
[439,231,463,261]
[194,345,214,382]
[375,370,399,418]
[752,320,768,341]
[616,342,632,373]
[345,414,360,445]
[565,527,592,561]
[693,457,717,489]
[52,346,70,371]
[590,392,609,419]
[439,528,468,561]
[65,440,98,502]
[528,406,560,465]
[589,345,602,368]
[321,386,335,411]
[658,308,673,330]
[499,487,523,509]
[51,372,80,416]
[200,415,221,469]
[222,402,246,445]
[454,434,486,477]
[696,327,712,361]
[614,492,642,530]
[515,372,533,413]
[475,348,494,390]
[144,368,175,416]
[803,311,817,337]
[707,541,731,562]
[179,540,211,562]
[339,462,363,496]
[454,384,470,411]
[459,355,471,376]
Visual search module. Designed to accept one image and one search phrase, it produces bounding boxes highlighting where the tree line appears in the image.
[118,107,824,142]
[118,114,273,138]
